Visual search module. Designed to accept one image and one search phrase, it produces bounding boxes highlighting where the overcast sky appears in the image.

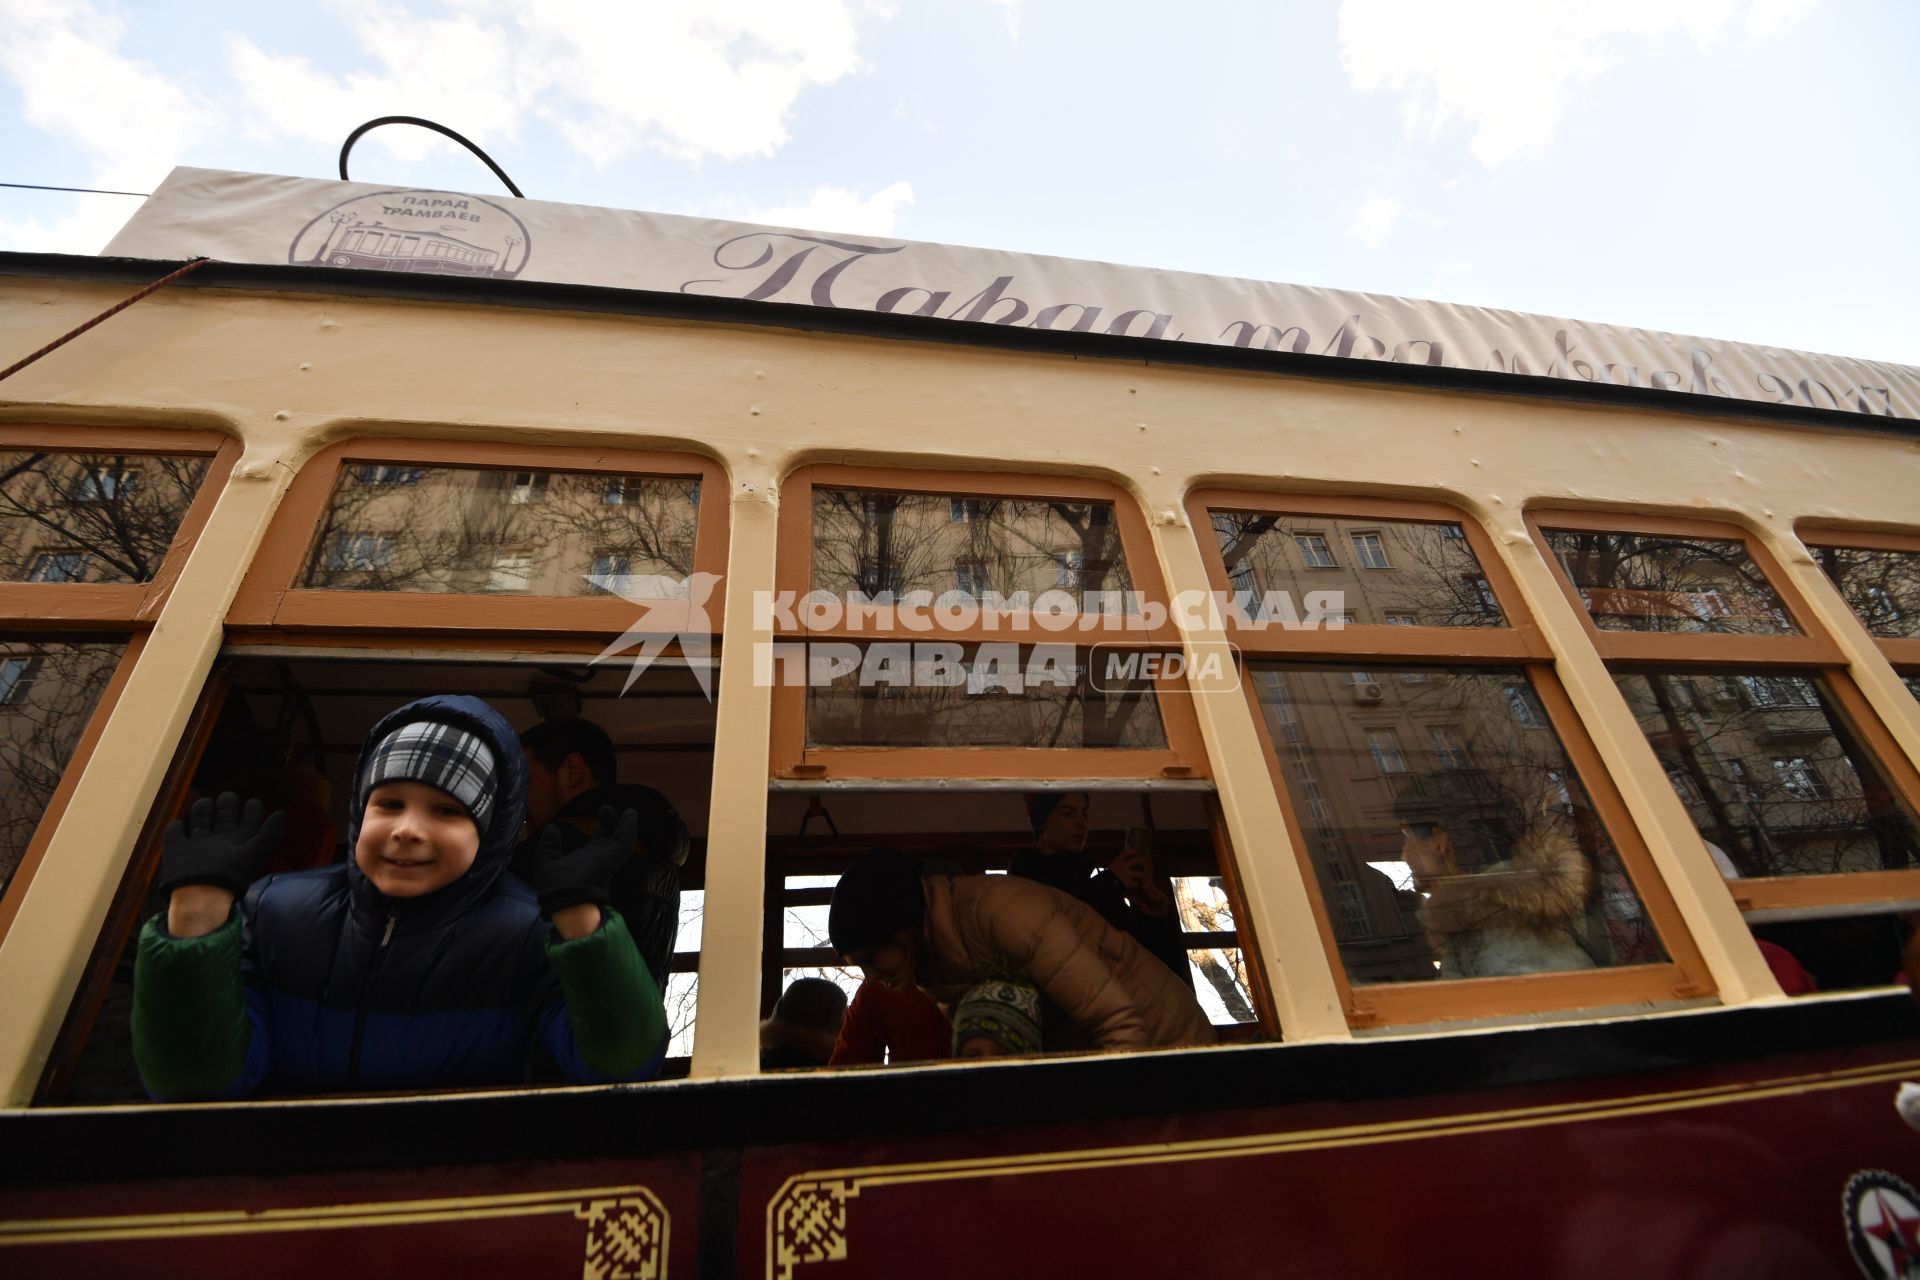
[2,0,1913,364]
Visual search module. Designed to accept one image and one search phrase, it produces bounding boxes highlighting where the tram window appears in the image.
[763,787,1262,1065]
[0,640,125,901]
[50,653,715,1104]
[1806,543,1920,640]
[812,487,1134,609]
[1211,511,1507,628]
[803,643,1168,749]
[0,450,211,583]
[1538,528,1798,636]
[1250,664,1668,986]
[1748,910,1912,993]
[295,464,699,595]
[1616,671,1920,881]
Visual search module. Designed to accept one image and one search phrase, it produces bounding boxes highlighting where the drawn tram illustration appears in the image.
[314,218,503,276]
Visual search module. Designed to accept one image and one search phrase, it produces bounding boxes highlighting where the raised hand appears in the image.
[159,792,284,897]
[528,805,639,917]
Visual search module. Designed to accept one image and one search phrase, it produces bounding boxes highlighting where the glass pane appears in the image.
[0,451,210,584]
[663,971,699,1058]
[1249,663,1666,985]
[805,643,1167,748]
[1187,947,1258,1024]
[1210,511,1506,627]
[812,488,1134,613]
[1,640,125,898]
[297,465,700,595]
[1615,670,1920,879]
[1808,544,1920,639]
[1541,529,1797,635]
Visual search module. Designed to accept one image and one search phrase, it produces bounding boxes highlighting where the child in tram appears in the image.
[827,847,1212,1054]
[132,694,667,1099]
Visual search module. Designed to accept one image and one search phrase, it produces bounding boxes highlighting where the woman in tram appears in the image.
[828,847,1212,1054]
[1011,792,1192,986]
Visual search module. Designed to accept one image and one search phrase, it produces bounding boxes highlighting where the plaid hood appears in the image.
[346,694,528,923]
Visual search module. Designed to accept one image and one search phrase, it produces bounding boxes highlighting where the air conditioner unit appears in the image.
[1352,681,1385,704]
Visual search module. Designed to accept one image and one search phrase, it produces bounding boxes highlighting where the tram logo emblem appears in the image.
[588,572,721,701]
[289,188,532,279]
[1844,1170,1920,1279]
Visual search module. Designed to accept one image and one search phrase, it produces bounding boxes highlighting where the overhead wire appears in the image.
[0,182,149,198]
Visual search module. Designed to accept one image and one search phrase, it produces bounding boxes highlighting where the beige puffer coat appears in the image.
[917,873,1214,1052]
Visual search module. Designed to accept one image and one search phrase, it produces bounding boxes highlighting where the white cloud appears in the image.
[1338,0,1815,168]
[1348,193,1403,248]
[0,0,211,188]
[747,180,914,235]
[229,0,873,168]
[980,0,1022,43]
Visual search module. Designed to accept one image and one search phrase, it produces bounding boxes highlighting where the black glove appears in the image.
[529,805,637,917]
[159,792,284,896]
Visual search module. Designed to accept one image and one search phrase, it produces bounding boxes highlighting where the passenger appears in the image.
[132,695,667,1099]
[952,962,1045,1059]
[1396,795,1596,979]
[828,979,953,1067]
[515,717,689,990]
[1010,793,1193,987]
[828,847,1213,1052]
[760,977,849,1070]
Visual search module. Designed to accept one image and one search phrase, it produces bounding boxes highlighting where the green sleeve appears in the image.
[546,908,668,1079]
[131,910,254,1100]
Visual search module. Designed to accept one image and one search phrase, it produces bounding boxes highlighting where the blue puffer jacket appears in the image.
[133,695,665,1099]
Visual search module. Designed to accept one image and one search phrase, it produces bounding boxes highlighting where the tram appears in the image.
[1,167,1919,1278]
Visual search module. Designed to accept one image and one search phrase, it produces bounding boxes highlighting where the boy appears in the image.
[133,694,666,1098]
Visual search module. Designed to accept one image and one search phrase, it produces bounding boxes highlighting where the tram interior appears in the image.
[54,653,1257,1103]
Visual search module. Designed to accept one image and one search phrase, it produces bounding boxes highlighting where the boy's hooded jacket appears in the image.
[133,695,665,1099]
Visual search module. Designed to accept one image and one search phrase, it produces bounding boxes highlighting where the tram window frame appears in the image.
[0,425,237,947]
[40,437,728,1103]
[1188,489,1716,1029]
[1796,524,1920,672]
[1532,510,1920,920]
[770,464,1205,781]
[226,439,729,635]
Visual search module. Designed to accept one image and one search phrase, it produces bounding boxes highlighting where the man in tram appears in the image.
[515,717,689,989]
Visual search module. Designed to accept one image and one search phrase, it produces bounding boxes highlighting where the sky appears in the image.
[1,0,1915,365]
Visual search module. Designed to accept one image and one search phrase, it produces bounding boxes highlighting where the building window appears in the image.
[507,472,549,504]
[355,465,424,485]
[72,466,135,502]
[587,553,632,594]
[488,552,534,593]
[1351,532,1391,569]
[1504,683,1543,727]
[1295,534,1337,568]
[1366,729,1409,775]
[949,497,980,523]
[1385,611,1418,626]
[25,551,90,583]
[1429,727,1469,770]
[954,561,987,597]
[0,655,39,706]
[325,533,395,573]
[1054,551,1085,589]
[1739,674,1820,709]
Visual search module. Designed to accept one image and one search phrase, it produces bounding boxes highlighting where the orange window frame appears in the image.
[1796,522,1920,671]
[771,464,1205,781]
[1189,489,1715,1028]
[228,439,730,643]
[1531,509,1920,917]
[0,424,239,943]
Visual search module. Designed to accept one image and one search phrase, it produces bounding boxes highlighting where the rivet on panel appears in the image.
[273,410,289,420]
[747,448,761,458]
[298,363,311,371]
[1151,466,1162,475]
[749,405,762,416]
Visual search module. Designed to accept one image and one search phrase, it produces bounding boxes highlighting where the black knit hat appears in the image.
[828,848,927,955]
[359,720,499,835]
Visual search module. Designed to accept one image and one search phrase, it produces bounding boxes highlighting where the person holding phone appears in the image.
[1010,792,1193,988]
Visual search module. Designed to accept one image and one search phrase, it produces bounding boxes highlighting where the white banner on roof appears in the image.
[104,167,1920,423]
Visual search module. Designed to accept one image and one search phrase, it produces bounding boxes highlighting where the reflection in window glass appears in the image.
[805,643,1167,748]
[1808,544,1920,639]
[1542,529,1797,635]
[0,640,124,898]
[813,489,1133,613]
[1615,670,1920,879]
[0,451,210,584]
[1250,663,1666,985]
[1212,512,1505,627]
[298,465,700,594]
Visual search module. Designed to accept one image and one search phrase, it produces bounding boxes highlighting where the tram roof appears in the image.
[5,164,1916,432]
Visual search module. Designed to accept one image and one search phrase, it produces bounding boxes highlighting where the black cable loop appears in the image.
[337,116,525,198]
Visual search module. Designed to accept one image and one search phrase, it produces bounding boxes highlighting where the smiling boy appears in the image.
[133,695,666,1099]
